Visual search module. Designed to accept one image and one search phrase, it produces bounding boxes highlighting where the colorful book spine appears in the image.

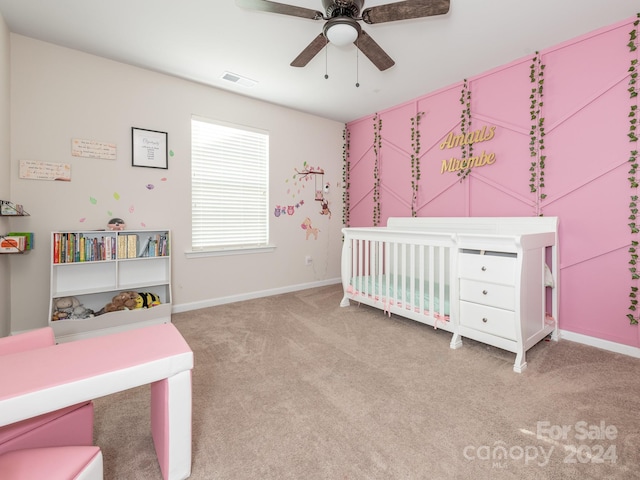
[53,233,60,263]
[127,234,137,258]
[79,235,85,262]
[117,235,127,259]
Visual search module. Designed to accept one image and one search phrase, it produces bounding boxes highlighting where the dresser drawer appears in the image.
[459,301,517,341]
[459,279,515,310]
[458,252,517,284]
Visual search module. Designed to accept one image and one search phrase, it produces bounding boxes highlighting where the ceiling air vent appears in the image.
[221,71,257,88]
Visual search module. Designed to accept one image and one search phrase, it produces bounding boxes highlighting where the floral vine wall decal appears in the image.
[628,13,640,325]
[529,51,547,216]
[342,125,351,227]
[458,79,473,181]
[373,113,382,226]
[410,111,424,217]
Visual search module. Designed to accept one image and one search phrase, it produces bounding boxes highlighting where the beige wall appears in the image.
[9,35,344,333]
[0,14,10,337]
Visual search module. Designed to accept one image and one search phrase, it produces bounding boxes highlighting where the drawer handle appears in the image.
[482,317,488,323]
[481,266,487,271]
[482,290,488,295]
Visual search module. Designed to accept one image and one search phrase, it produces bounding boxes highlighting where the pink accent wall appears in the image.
[345,16,640,348]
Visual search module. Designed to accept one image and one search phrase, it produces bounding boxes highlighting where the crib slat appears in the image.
[428,245,435,318]
[357,239,363,295]
[377,239,384,306]
[438,246,446,319]
[418,245,425,315]
[409,244,415,308]
[364,239,369,284]
[389,241,395,306]
[400,243,407,308]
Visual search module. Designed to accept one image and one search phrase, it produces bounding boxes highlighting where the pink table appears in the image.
[0,323,193,480]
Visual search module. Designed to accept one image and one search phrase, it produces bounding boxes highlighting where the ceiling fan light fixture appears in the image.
[239,0,451,71]
[324,18,360,47]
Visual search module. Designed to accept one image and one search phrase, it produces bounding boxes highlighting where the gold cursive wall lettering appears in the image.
[439,125,497,175]
[440,151,496,174]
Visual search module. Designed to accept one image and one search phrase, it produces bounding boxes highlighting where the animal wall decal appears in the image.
[319,199,331,219]
[301,217,320,240]
[274,200,304,218]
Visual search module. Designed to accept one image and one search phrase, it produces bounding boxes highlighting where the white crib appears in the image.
[340,217,559,372]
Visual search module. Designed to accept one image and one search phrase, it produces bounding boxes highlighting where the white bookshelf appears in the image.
[49,229,172,342]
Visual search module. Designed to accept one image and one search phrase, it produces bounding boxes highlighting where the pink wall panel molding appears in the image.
[344,15,640,349]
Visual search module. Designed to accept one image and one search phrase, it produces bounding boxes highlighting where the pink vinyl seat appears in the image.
[0,327,94,455]
[0,445,103,480]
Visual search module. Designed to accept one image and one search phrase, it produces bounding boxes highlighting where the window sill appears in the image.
[185,244,276,258]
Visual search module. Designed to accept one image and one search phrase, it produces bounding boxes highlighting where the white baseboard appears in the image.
[558,329,640,359]
[171,278,342,314]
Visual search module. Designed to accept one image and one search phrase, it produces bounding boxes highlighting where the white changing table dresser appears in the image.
[454,231,557,372]
[380,216,559,372]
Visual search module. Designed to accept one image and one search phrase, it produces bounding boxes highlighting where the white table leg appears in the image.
[151,370,192,480]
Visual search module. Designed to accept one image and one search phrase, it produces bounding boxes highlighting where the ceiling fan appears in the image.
[236,0,450,71]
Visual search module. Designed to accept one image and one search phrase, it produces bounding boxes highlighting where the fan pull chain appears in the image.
[324,37,329,80]
[355,38,360,88]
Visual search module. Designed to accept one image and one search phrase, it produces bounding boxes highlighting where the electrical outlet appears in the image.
[305,255,312,266]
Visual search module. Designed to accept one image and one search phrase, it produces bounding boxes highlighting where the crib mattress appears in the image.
[348,275,450,317]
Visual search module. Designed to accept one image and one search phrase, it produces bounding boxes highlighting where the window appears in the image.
[191,116,269,253]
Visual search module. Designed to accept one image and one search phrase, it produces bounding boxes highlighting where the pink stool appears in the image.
[0,327,94,456]
[0,446,103,479]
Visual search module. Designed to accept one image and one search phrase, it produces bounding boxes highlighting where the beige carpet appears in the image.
[94,284,640,479]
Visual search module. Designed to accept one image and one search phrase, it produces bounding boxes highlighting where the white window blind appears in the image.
[191,117,269,251]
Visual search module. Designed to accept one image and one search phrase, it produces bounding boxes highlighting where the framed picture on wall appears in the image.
[131,127,168,169]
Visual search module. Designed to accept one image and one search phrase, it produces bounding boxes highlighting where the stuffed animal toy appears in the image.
[69,304,94,319]
[135,292,161,309]
[97,298,122,315]
[51,296,79,321]
[51,296,94,321]
[120,291,141,308]
[107,218,126,231]
[96,291,139,315]
[115,292,133,309]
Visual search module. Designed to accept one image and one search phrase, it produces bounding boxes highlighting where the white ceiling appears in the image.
[0,0,637,123]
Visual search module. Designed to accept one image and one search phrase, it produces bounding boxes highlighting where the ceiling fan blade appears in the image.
[362,0,450,24]
[355,31,395,71]
[291,34,327,67]
[236,0,323,20]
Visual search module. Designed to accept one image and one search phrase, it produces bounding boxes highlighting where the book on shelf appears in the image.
[53,233,60,263]
[61,233,67,263]
[137,236,151,257]
[127,234,137,258]
[117,235,127,259]
[1,235,26,252]
[160,234,168,256]
[79,236,85,262]
[52,232,117,263]
[7,232,33,251]
[0,200,26,216]
[135,233,169,257]
[52,230,168,262]
[105,237,111,260]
